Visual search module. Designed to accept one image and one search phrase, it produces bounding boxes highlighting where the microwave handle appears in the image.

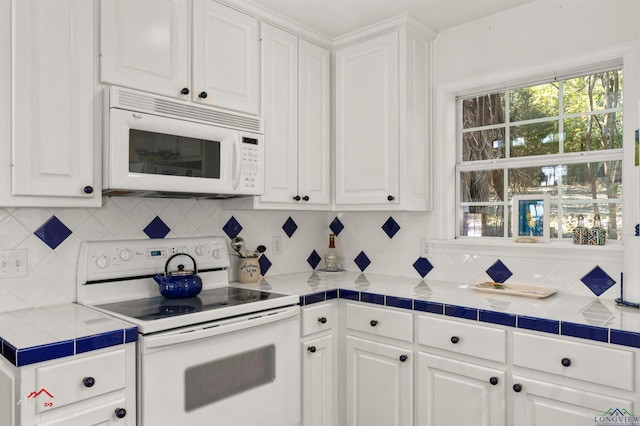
[232,134,241,190]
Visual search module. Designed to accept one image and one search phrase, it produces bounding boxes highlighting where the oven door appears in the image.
[138,306,300,426]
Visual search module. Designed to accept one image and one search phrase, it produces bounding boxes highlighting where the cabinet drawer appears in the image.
[345,303,413,343]
[417,315,506,363]
[513,332,634,391]
[301,302,334,336]
[36,348,127,412]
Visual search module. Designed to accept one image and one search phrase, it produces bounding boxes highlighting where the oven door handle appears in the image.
[142,306,299,351]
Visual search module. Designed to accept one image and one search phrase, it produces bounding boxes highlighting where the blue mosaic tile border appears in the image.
[0,326,138,367]
[299,289,640,350]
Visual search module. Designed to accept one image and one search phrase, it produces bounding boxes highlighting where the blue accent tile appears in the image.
[299,295,305,306]
[304,292,326,305]
[143,216,170,239]
[3,341,16,365]
[34,216,72,249]
[480,310,517,327]
[360,292,385,305]
[386,296,412,310]
[414,300,444,314]
[339,289,359,301]
[445,305,478,320]
[16,341,74,367]
[561,322,608,342]
[329,217,345,236]
[259,255,272,276]
[610,329,640,348]
[354,251,371,272]
[326,289,338,300]
[486,260,512,283]
[517,316,560,334]
[222,216,243,239]
[125,327,138,343]
[282,217,298,238]
[381,217,401,239]
[636,224,639,237]
[307,250,321,269]
[580,266,616,296]
[76,330,123,354]
[413,258,434,278]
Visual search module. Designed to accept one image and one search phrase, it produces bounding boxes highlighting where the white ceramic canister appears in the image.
[237,257,261,283]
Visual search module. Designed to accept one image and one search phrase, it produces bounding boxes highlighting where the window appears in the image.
[457,68,623,241]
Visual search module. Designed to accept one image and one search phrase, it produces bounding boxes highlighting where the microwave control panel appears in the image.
[239,136,264,194]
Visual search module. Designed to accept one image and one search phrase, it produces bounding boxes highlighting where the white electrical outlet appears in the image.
[272,236,282,255]
[0,249,28,278]
[420,238,432,258]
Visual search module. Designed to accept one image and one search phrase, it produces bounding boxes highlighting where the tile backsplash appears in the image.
[0,197,623,313]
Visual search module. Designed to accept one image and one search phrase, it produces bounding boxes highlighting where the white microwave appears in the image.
[103,86,264,198]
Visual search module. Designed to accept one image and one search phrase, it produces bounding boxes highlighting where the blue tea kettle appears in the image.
[153,253,202,299]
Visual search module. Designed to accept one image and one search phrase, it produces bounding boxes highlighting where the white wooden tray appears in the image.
[473,282,557,298]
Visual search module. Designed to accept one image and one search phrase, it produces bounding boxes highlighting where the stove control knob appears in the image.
[195,245,205,256]
[96,255,109,269]
[119,249,132,261]
[212,248,222,259]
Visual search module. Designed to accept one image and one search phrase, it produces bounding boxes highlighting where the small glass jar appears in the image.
[572,214,587,245]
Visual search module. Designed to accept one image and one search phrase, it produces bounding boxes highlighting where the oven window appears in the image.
[129,129,221,179]
[184,345,276,411]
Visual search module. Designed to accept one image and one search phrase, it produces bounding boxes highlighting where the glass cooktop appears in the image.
[95,286,291,322]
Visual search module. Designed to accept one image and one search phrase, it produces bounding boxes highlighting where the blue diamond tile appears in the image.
[381,216,401,238]
[329,217,345,236]
[144,216,170,239]
[34,216,72,249]
[259,255,272,276]
[580,266,616,296]
[282,217,298,238]
[307,250,321,269]
[222,216,243,239]
[486,259,512,283]
[354,251,371,272]
[413,258,434,278]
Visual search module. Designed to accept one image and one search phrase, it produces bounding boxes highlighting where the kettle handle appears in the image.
[164,253,198,275]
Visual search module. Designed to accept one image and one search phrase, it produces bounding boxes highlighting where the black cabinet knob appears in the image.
[83,186,93,194]
[115,408,127,419]
[513,383,522,393]
[293,195,301,201]
[489,377,499,385]
[399,354,408,362]
[308,346,316,353]
[387,195,395,201]
[199,91,208,99]
[180,87,190,95]
[561,357,571,367]
[370,320,378,327]
[302,195,310,201]
[83,377,95,388]
[450,336,460,344]
[318,317,327,324]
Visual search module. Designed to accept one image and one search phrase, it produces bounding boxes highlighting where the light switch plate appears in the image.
[0,249,28,278]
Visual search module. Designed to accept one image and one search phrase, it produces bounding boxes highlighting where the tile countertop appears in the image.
[233,271,640,349]
[0,304,137,367]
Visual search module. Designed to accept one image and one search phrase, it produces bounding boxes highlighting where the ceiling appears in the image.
[249,0,537,38]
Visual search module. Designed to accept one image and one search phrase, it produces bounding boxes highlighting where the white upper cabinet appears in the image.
[1,0,100,207]
[334,17,435,211]
[100,0,259,115]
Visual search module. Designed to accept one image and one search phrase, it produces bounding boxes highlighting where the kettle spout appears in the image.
[153,274,165,285]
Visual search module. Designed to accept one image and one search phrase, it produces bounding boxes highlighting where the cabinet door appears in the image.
[259,24,299,204]
[298,40,331,207]
[345,336,412,426]
[511,376,634,426]
[192,0,258,114]
[11,0,98,204]
[100,0,189,98]
[417,352,505,426]
[302,334,335,426]
[36,398,129,426]
[335,31,399,206]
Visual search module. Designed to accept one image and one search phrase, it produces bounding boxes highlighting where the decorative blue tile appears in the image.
[445,305,478,320]
[381,217,401,238]
[413,258,434,278]
[339,289,359,301]
[2,341,16,365]
[125,327,138,343]
[298,295,305,305]
[16,341,74,367]
[144,216,170,239]
[517,316,560,334]
[76,330,123,354]
[307,250,321,269]
[222,216,243,239]
[636,224,639,237]
[329,217,345,236]
[259,255,272,276]
[561,322,608,342]
[326,289,338,300]
[414,300,444,314]
[479,310,517,327]
[610,329,640,348]
[386,296,412,310]
[486,259,512,283]
[304,292,326,305]
[581,266,616,296]
[282,217,298,238]
[360,292,385,305]
[34,216,72,249]
[354,251,371,272]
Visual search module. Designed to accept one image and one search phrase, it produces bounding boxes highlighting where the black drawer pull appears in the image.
[83,377,95,388]
[180,87,190,95]
[399,354,408,362]
[370,320,378,327]
[115,408,127,418]
[489,377,499,385]
[561,357,571,367]
[308,346,316,353]
[318,317,327,324]
[450,336,460,344]
[513,383,522,393]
